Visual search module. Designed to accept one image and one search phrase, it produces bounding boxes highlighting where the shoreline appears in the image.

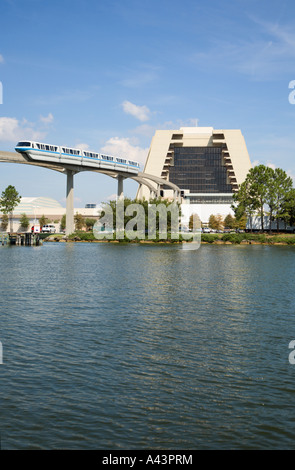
[43,236,295,246]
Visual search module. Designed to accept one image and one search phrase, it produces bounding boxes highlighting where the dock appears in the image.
[0,232,42,246]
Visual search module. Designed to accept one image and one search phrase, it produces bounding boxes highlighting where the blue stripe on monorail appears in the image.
[16,147,60,155]
[16,147,139,167]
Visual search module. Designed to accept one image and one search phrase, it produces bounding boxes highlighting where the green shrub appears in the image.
[243,233,267,243]
[269,236,295,245]
[221,233,244,244]
[68,231,96,241]
[201,233,219,243]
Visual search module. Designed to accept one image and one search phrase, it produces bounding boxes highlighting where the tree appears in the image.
[85,218,96,231]
[99,197,181,239]
[224,213,235,229]
[232,165,272,232]
[60,214,66,231]
[208,214,217,230]
[280,188,295,228]
[74,212,85,231]
[19,213,30,231]
[208,214,223,230]
[266,168,293,233]
[39,214,50,228]
[0,185,21,233]
[216,214,224,230]
[237,213,247,230]
[232,180,256,232]
[1,214,8,231]
[189,213,200,231]
[248,165,273,231]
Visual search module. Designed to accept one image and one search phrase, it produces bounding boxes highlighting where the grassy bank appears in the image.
[44,231,295,245]
[201,232,295,245]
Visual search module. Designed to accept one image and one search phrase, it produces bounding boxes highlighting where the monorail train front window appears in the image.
[17,141,31,147]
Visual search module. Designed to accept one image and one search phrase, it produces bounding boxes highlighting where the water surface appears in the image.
[1,242,295,449]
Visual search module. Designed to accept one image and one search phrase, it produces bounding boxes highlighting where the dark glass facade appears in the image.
[168,146,232,193]
[188,195,234,204]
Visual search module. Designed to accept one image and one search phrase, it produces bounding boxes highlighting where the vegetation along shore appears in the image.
[44,231,295,246]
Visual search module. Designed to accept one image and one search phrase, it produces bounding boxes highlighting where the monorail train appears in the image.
[15,141,140,175]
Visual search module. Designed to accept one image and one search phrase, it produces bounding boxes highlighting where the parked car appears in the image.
[41,224,56,233]
[31,225,40,234]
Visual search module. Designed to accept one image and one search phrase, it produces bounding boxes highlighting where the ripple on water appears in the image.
[1,243,295,449]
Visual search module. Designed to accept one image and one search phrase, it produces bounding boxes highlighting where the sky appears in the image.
[1,0,295,208]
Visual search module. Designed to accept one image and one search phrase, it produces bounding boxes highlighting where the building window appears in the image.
[168,146,233,193]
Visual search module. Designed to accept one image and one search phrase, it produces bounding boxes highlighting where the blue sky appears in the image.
[1,0,295,207]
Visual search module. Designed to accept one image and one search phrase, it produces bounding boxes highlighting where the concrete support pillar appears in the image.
[117,175,124,200]
[66,170,75,235]
[157,185,161,198]
[173,190,181,203]
[150,189,156,199]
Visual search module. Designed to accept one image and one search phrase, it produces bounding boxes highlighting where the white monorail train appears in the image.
[15,141,140,175]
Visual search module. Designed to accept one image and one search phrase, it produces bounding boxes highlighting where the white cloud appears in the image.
[0,54,4,64]
[122,101,151,122]
[101,137,148,165]
[106,193,117,201]
[267,162,276,170]
[75,142,89,151]
[132,123,156,138]
[0,117,45,142]
[40,113,54,124]
[161,118,199,129]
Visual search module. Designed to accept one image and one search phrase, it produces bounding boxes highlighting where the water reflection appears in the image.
[1,243,295,449]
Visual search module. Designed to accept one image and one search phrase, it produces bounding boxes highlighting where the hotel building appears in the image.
[137,126,252,224]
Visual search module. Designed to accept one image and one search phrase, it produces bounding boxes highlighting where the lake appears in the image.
[1,242,295,449]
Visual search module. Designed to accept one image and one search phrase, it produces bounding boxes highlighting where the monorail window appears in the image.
[64,148,78,155]
[17,141,31,147]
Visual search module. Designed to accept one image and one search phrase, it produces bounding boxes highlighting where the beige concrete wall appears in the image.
[137,130,173,199]
[137,126,252,200]
[221,129,252,185]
